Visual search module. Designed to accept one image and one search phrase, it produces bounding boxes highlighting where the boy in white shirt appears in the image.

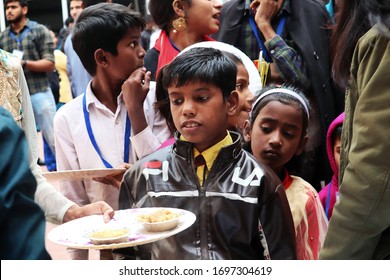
[54,3,171,259]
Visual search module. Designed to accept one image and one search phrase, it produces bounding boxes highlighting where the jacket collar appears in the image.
[173,130,243,163]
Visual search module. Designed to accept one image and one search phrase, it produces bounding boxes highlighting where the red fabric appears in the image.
[154,30,215,78]
[282,169,293,190]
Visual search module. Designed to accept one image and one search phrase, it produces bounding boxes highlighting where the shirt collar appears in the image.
[84,80,124,113]
[10,18,30,34]
[180,131,233,170]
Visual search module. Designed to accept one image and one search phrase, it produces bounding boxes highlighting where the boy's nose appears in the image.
[182,101,196,117]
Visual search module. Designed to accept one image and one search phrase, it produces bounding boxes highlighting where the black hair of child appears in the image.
[161,47,237,101]
[72,2,145,76]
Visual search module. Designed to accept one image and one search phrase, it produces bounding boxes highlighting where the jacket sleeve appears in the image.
[258,169,297,260]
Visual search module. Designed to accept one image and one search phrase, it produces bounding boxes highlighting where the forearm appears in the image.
[23,59,55,72]
[265,36,310,88]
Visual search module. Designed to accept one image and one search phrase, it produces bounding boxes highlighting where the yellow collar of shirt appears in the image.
[180,131,233,185]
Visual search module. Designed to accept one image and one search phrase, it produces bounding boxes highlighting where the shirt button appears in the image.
[270,50,275,54]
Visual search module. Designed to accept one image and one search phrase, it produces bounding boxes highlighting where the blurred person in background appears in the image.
[145,0,223,81]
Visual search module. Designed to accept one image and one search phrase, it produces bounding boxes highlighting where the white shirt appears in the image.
[54,81,171,209]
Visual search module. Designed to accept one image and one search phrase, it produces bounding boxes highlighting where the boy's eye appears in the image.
[130,41,139,48]
[283,132,295,139]
[197,96,209,102]
[171,98,183,105]
[261,126,272,133]
[236,83,243,90]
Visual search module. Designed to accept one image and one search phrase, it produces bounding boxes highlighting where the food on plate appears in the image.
[88,228,129,245]
[137,209,180,223]
[89,229,128,239]
[137,209,181,232]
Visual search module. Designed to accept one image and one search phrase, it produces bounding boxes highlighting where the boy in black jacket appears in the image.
[119,47,296,260]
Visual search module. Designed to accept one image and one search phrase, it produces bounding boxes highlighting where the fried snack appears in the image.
[137,209,179,223]
[89,228,128,239]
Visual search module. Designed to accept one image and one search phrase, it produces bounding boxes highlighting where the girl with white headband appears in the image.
[243,84,328,260]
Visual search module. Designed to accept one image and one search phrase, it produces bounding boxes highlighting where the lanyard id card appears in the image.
[255,51,269,87]
[12,49,24,60]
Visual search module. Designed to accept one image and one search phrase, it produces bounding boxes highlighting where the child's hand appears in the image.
[122,67,151,111]
[250,0,282,28]
[122,67,151,135]
[92,163,132,189]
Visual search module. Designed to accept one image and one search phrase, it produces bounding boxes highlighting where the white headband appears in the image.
[252,88,310,119]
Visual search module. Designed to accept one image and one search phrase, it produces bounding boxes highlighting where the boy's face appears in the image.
[105,28,146,83]
[169,82,237,153]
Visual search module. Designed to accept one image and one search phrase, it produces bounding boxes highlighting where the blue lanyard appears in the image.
[9,27,30,47]
[325,183,332,219]
[249,13,286,63]
[82,93,131,168]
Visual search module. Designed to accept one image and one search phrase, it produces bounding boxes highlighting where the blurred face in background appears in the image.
[70,0,83,20]
[5,1,27,24]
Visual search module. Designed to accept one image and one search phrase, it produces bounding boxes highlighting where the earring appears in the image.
[172,17,186,33]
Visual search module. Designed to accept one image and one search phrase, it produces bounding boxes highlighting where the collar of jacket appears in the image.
[173,130,243,164]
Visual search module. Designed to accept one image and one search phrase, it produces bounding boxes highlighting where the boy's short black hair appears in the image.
[72,3,145,76]
[5,0,27,7]
[161,47,237,101]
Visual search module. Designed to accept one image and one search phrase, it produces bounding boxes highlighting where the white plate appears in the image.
[42,168,126,181]
[47,208,196,250]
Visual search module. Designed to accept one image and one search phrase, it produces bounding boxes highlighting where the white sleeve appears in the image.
[19,67,74,224]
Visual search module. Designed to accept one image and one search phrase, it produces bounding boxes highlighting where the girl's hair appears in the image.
[149,0,192,33]
[246,85,311,175]
[330,0,390,88]
[250,84,310,136]
[222,51,244,68]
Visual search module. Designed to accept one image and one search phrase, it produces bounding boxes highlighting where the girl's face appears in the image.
[184,0,222,36]
[228,63,254,131]
[244,100,307,175]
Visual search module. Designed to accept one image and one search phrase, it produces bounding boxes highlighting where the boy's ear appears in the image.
[94,49,108,67]
[295,135,308,156]
[227,90,238,116]
[242,120,252,143]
